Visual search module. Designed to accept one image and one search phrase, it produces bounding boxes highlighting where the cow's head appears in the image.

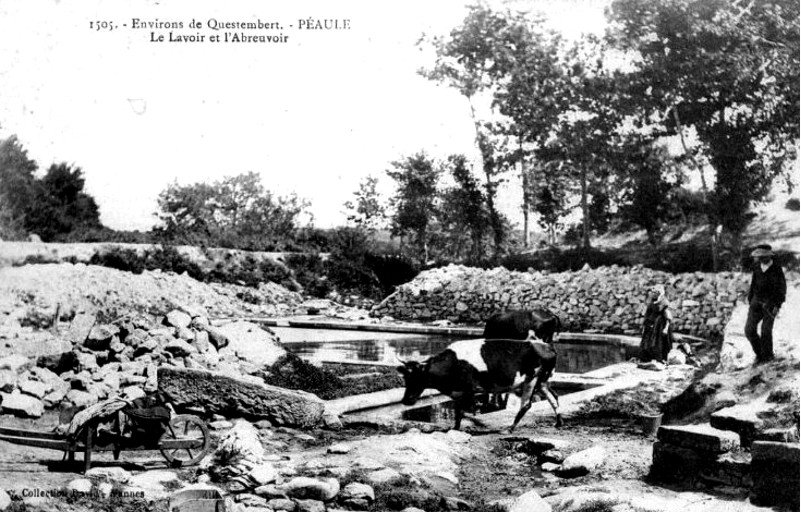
[397,361,429,406]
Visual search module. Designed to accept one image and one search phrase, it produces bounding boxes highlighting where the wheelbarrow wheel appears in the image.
[159,414,210,468]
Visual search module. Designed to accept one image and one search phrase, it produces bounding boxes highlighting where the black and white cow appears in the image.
[483,309,562,343]
[397,338,562,432]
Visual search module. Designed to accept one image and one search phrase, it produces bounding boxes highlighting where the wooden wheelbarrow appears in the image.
[0,394,210,473]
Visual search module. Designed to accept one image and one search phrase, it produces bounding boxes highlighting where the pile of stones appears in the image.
[0,307,291,420]
[372,264,752,338]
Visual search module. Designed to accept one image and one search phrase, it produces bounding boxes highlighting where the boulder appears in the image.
[0,371,16,393]
[19,379,48,399]
[164,340,195,358]
[1,391,44,417]
[67,478,93,494]
[0,489,10,511]
[283,477,340,501]
[165,310,192,329]
[66,313,96,344]
[495,490,551,512]
[216,321,286,367]
[558,446,606,478]
[340,482,375,502]
[267,498,297,511]
[159,366,324,428]
[85,324,119,351]
[296,499,326,512]
[0,354,31,373]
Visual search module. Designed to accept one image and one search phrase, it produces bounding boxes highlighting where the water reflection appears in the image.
[282,332,626,374]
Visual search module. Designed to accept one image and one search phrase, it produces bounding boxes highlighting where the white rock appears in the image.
[19,379,48,399]
[86,467,132,483]
[446,430,472,443]
[282,476,340,501]
[1,391,44,417]
[367,467,402,484]
[667,349,687,366]
[499,490,552,512]
[249,463,277,486]
[165,310,192,329]
[559,446,606,477]
[340,482,375,502]
[327,443,351,454]
[541,462,561,472]
[0,354,31,373]
[128,470,178,490]
[0,489,10,511]
[67,478,93,494]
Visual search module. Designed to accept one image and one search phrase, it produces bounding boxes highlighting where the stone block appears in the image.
[650,441,717,483]
[158,366,324,428]
[657,424,740,453]
[710,404,763,447]
[756,427,799,443]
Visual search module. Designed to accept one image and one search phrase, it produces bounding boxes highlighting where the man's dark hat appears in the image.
[750,244,774,258]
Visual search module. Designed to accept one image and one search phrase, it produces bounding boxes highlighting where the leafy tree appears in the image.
[420,5,547,254]
[619,143,681,244]
[386,152,441,264]
[438,154,490,262]
[155,171,309,250]
[344,175,386,233]
[531,162,571,245]
[606,0,800,251]
[27,163,102,241]
[0,136,38,239]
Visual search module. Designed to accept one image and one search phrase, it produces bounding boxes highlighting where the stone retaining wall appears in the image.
[372,264,753,338]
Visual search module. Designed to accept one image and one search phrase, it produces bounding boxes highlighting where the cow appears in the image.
[397,338,562,432]
[483,309,562,344]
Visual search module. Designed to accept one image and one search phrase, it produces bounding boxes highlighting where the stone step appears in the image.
[657,423,740,453]
[710,403,765,447]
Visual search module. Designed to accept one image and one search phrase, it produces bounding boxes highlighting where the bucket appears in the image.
[639,413,663,438]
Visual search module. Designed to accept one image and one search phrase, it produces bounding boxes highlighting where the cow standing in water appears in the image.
[483,309,562,343]
[482,309,562,409]
[397,338,562,432]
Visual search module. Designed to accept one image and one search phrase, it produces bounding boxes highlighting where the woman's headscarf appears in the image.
[649,284,668,307]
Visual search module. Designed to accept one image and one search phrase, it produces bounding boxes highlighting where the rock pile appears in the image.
[0,306,309,424]
[372,264,752,337]
[0,262,303,322]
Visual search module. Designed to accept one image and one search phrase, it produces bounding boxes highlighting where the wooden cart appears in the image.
[0,396,211,473]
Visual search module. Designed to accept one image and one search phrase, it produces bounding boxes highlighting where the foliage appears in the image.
[285,253,332,298]
[577,387,662,418]
[618,143,683,244]
[155,171,309,251]
[501,247,627,273]
[0,135,38,240]
[260,353,344,400]
[386,152,442,264]
[0,137,102,241]
[344,175,386,233]
[24,163,102,241]
[437,154,491,263]
[606,0,800,242]
[785,197,800,211]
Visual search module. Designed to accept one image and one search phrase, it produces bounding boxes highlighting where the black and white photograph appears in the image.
[0,0,798,510]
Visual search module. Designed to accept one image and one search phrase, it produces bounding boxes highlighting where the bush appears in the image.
[501,247,627,273]
[785,197,799,211]
[89,247,146,273]
[260,354,344,400]
[286,253,332,298]
[365,253,419,294]
[144,245,205,280]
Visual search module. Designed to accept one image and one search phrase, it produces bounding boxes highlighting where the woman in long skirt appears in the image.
[640,284,673,363]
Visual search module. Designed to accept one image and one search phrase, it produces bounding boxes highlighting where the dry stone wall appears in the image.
[372,264,753,338]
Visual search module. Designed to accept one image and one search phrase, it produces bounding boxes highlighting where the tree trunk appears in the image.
[580,166,590,249]
[520,136,529,248]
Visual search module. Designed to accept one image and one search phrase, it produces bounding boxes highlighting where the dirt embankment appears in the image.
[0,262,303,321]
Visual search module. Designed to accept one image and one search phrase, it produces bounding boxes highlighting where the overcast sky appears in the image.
[0,0,608,231]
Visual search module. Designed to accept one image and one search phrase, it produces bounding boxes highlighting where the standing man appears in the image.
[745,244,786,363]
